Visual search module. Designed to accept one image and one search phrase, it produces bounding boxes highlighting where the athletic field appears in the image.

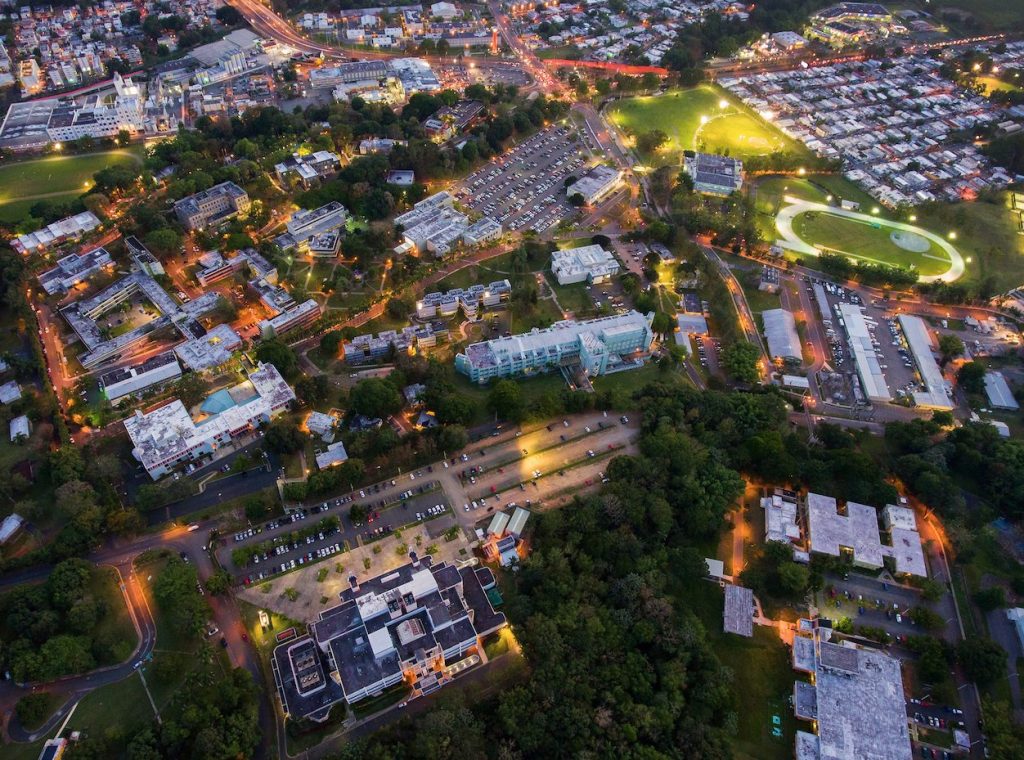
[0,149,143,222]
[606,85,809,164]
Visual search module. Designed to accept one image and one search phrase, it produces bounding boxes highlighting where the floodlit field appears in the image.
[977,75,1021,95]
[607,85,809,164]
[0,148,143,218]
[790,210,954,277]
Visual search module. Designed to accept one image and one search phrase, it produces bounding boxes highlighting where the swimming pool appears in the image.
[200,388,237,414]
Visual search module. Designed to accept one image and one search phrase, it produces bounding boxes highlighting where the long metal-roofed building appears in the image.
[684,151,744,196]
[762,308,801,362]
[12,211,101,255]
[897,314,953,410]
[273,556,506,719]
[455,311,654,384]
[984,370,1019,411]
[838,302,890,403]
[792,619,911,760]
[100,351,182,402]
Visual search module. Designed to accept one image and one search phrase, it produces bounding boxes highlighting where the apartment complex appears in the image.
[173,181,250,230]
[124,362,295,479]
[415,280,511,320]
[272,557,506,719]
[456,311,653,383]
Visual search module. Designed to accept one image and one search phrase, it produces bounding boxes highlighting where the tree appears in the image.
[173,373,209,409]
[651,312,674,338]
[974,586,1006,612]
[153,557,207,636]
[957,361,986,394]
[263,420,305,454]
[636,129,669,154]
[319,331,343,358]
[721,341,760,383]
[143,228,182,258]
[349,378,402,419]
[909,606,944,631]
[937,334,964,365]
[204,569,232,595]
[16,692,54,729]
[386,297,411,320]
[956,636,1006,685]
[296,375,331,406]
[255,340,298,379]
[488,379,524,422]
[568,192,585,207]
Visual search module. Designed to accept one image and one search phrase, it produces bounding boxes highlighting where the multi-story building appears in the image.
[45,73,145,141]
[174,323,243,372]
[195,248,276,287]
[173,181,250,230]
[566,165,623,205]
[100,351,182,402]
[309,60,389,88]
[274,202,348,257]
[423,100,484,141]
[37,247,114,295]
[274,151,341,187]
[550,244,620,285]
[342,323,449,363]
[272,557,506,720]
[684,152,744,196]
[415,280,511,320]
[125,236,164,276]
[462,217,502,247]
[124,362,295,479]
[259,298,323,339]
[456,311,654,383]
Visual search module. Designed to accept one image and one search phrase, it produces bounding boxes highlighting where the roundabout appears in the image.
[774,196,965,283]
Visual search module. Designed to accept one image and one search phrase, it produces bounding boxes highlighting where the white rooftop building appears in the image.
[9,414,30,442]
[12,211,100,254]
[124,362,295,480]
[762,308,801,362]
[174,324,243,371]
[566,165,623,205]
[897,315,953,410]
[550,245,620,285]
[984,371,1018,411]
[838,303,890,403]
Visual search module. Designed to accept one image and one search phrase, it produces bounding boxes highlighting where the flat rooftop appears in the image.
[724,585,754,637]
[898,315,953,410]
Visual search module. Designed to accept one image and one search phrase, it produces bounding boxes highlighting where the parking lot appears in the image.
[808,278,919,401]
[456,124,587,235]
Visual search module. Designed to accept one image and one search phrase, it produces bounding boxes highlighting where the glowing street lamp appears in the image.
[700,115,709,125]
[871,207,880,215]
[908,214,917,222]
[718,99,728,109]
[948,231,957,240]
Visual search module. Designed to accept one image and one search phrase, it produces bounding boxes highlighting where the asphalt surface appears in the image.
[456,124,585,234]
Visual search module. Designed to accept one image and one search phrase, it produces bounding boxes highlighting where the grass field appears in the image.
[930,0,1024,29]
[791,209,953,276]
[977,75,1021,95]
[607,85,811,165]
[0,148,144,221]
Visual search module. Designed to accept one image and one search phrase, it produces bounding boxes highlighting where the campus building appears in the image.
[838,303,890,404]
[274,202,348,258]
[762,308,801,362]
[342,323,449,363]
[984,371,1019,411]
[897,314,953,410]
[415,280,511,320]
[455,311,654,384]
[174,323,243,371]
[423,100,484,141]
[12,211,100,255]
[195,247,276,287]
[37,247,114,295]
[173,181,250,230]
[45,73,145,141]
[793,618,912,760]
[550,245,620,285]
[274,151,341,187]
[125,236,164,276]
[565,165,623,205]
[805,492,927,577]
[684,152,744,196]
[272,557,506,719]
[259,298,323,339]
[393,192,473,257]
[100,351,182,403]
[124,362,295,479]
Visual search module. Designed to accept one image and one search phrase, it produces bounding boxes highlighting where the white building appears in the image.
[173,182,250,230]
[274,202,348,257]
[124,362,295,479]
[274,151,341,187]
[12,211,101,255]
[898,314,953,410]
[551,244,620,285]
[0,380,22,404]
[37,247,114,295]
[305,411,338,441]
[566,165,623,205]
[984,371,1019,411]
[762,308,801,362]
[100,351,182,402]
[684,152,744,196]
[46,73,145,141]
[315,440,349,469]
[9,414,30,442]
[175,324,242,371]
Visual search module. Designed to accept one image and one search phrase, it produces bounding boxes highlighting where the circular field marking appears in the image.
[890,230,931,253]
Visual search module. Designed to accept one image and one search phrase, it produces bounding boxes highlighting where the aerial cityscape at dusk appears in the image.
[0,0,1023,758]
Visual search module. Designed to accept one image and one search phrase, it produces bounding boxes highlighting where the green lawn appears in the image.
[607,85,811,165]
[90,567,139,666]
[929,0,1024,29]
[791,210,953,276]
[64,672,154,739]
[0,148,144,219]
[977,75,1021,95]
[674,580,796,760]
[432,251,521,292]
